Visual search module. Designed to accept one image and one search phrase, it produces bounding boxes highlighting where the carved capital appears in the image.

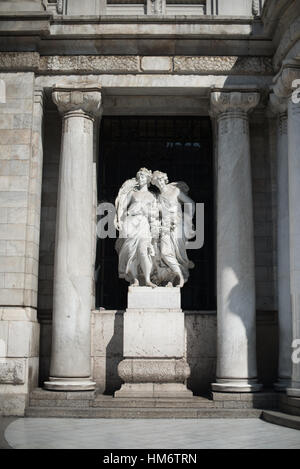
[52,85,102,118]
[268,93,288,116]
[210,91,260,117]
[273,65,300,98]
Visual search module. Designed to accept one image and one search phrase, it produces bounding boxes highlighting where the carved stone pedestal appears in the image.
[115,287,192,398]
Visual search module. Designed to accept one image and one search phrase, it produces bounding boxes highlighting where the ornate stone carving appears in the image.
[210,91,260,116]
[252,0,259,17]
[173,56,273,75]
[118,359,190,383]
[52,85,102,117]
[0,53,273,76]
[0,359,25,385]
[114,168,195,288]
[273,65,300,98]
[147,0,165,15]
[39,55,139,73]
[0,52,40,71]
[57,0,63,14]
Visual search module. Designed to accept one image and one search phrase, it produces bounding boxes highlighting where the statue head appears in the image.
[136,168,152,187]
[151,171,169,191]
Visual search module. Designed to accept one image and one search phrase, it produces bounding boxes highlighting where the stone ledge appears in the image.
[30,388,95,400]
[212,391,279,401]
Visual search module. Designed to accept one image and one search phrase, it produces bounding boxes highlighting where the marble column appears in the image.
[273,65,300,399]
[287,96,300,398]
[210,90,262,393]
[269,94,292,392]
[44,85,102,391]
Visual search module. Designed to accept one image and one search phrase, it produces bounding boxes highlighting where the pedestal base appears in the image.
[44,377,96,391]
[212,379,262,393]
[116,287,192,399]
[115,383,193,399]
[287,387,300,398]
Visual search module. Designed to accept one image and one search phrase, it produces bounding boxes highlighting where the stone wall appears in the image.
[0,73,41,415]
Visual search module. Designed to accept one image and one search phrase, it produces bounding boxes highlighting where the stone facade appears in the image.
[0,0,299,416]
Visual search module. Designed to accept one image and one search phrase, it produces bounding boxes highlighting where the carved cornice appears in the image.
[210,91,260,117]
[0,52,273,75]
[273,64,300,98]
[52,85,102,117]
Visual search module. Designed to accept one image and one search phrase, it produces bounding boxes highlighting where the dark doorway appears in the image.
[96,116,215,311]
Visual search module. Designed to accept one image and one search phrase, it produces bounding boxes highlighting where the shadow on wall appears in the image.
[104,311,124,395]
[185,312,217,395]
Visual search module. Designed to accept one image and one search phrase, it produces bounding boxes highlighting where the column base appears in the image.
[115,383,193,399]
[274,379,291,392]
[44,377,96,391]
[212,379,262,393]
[287,387,300,398]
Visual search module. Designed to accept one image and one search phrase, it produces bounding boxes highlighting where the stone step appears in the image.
[29,396,216,409]
[262,410,300,431]
[25,406,263,419]
[92,397,216,408]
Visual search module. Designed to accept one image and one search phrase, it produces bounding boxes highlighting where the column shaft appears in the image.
[269,95,292,391]
[287,98,300,397]
[45,86,101,391]
[211,91,262,392]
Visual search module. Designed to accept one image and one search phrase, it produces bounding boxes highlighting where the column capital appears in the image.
[210,90,260,117]
[52,84,102,117]
[268,93,288,116]
[273,64,300,98]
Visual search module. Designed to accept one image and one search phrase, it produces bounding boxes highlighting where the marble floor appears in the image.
[1,418,300,449]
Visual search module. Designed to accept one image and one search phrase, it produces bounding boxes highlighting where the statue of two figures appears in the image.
[114,168,195,288]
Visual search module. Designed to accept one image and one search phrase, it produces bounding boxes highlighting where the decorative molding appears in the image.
[52,85,102,117]
[174,56,273,75]
[57,0,63,14]
[39,55,140,73]
[118,358,190,383]
[0,52,40,70]
[273,64,300,98]
[210,91,260,117]
[0,52,274,76]
[147,0,166,15]
[252,0,259,17]
[0,359,25,385]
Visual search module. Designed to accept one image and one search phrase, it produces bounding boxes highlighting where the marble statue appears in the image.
[114,168,195,288]
[114,168,158,288]
[151,171,195,288]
